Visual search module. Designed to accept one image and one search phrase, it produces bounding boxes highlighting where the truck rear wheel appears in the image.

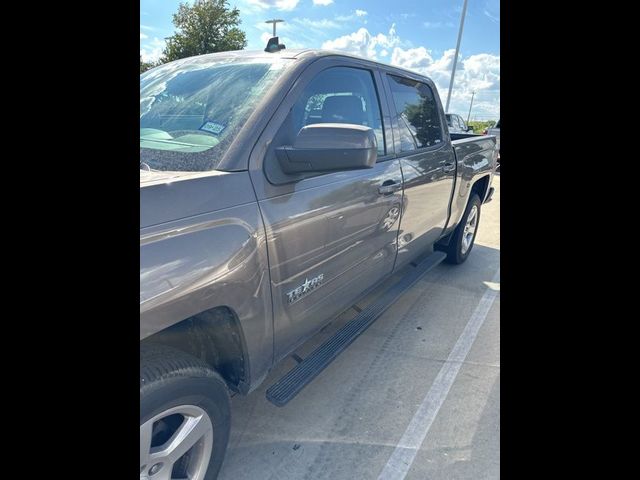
[441,193,482,264]
[140,344,230,480]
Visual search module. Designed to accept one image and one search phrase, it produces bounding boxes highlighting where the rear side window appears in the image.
[387,75,443,152]
[290,67,385,155]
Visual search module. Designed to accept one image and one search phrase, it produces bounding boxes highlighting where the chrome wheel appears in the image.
[140,405,214,480]
[461,204,478,255]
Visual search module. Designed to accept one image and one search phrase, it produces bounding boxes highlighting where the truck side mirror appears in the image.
[276,124,378,174]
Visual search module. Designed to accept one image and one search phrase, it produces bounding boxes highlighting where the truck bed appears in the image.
[444,133,497,235]
[450,132,497,157]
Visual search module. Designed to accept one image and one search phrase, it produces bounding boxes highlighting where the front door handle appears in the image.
[378,180,401,196]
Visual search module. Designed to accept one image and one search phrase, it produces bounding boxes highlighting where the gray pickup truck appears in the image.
[140,46,497,480]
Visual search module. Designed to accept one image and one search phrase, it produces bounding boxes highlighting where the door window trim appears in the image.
[382,72,448,155]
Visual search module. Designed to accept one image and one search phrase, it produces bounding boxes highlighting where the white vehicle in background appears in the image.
[445,113,474,133]
[485,119,500,152]
[484,119,500,168]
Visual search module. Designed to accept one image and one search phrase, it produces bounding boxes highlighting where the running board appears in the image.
[265,251,447,407]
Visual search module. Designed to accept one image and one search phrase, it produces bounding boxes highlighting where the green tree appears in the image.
[468,120,496,133]
[161,0,247,63]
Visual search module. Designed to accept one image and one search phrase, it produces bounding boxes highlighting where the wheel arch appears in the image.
[470,174,491,203]
[140,305,251,394]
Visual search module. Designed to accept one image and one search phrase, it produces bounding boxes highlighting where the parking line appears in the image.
[377,269,500,480]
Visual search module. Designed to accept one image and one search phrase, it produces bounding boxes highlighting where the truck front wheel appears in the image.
[441,193,482,264]
[140,344,231,480]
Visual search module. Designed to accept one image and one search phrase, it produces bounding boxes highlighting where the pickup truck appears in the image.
[140,46,497,480]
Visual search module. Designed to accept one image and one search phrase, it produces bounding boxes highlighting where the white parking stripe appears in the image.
[377,269,500,480]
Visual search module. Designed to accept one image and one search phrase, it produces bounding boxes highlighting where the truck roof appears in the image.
[159,48,431,82]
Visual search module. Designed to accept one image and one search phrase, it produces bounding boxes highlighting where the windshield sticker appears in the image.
[199,121,226,135]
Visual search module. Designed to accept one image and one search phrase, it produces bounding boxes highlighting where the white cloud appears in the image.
[140,37,166,63]
[376,23,400,49]
[322,25,500,118]
[393,46,500,117]
[140,32,148,40]
[322,24,400,60]
[293,17,340,29]
[313,0,334,5]
[336,10,369,22]
[322,28,376,58]
[460,53,500,91]
[462,54,500,77]
[391,46,433,71]
[247,0,299,11]
[140,47,162,63]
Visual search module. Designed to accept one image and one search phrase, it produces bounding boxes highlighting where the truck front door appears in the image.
[250,62,403,361]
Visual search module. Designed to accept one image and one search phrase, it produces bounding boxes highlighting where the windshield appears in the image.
[140,56,291,172]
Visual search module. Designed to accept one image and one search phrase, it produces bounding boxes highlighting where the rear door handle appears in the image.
[378,180,401,195]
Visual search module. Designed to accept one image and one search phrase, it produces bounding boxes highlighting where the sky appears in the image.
[140,0,500,120]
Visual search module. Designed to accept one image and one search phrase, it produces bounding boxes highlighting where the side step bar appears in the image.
[265,251,447,407]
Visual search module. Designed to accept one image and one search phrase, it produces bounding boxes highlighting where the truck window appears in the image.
[290,67,385,156]
[387,75,443,152]
[445,114,453,127]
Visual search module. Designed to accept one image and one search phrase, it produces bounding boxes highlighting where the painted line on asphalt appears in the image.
[377,268,500,480]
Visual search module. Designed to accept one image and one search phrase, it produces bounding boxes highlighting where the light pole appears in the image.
[466,91,475,124]
[265,19,284,37]
[445,0,469,113]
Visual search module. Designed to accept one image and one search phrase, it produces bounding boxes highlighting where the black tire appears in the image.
[140,343,231,480]
[441,193,482,264]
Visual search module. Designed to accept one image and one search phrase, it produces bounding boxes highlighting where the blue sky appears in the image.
[141,0,500,119]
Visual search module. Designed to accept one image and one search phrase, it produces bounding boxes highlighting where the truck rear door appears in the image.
[381,72,457,268]
[249,60,403,361]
